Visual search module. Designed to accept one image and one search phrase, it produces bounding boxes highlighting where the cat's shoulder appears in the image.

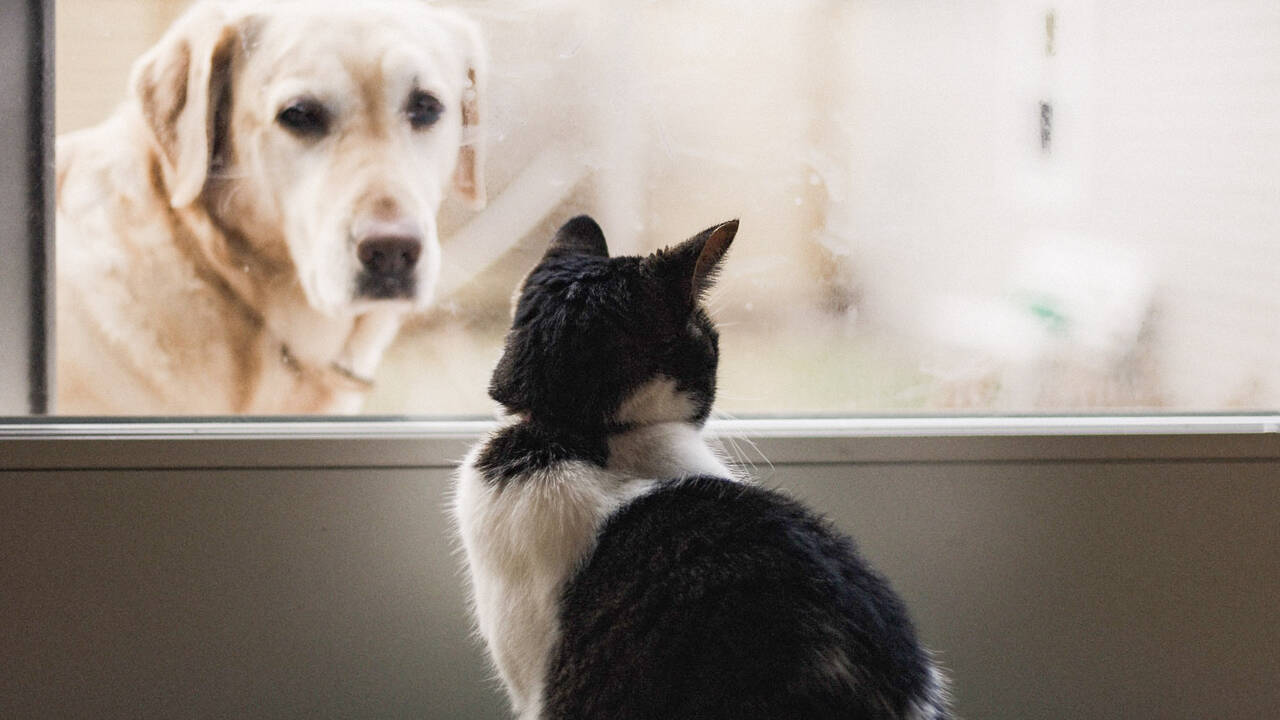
[615,474,821,528]
[586,474,850,566]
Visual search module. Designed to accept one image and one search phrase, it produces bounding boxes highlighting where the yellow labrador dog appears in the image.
[55,0,485,414]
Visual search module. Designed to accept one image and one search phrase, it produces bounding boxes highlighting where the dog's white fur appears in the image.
[453,381,733,719]
[55,0,485,413]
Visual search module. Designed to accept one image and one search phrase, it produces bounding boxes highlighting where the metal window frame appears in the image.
[3,1,1279,467]
[1,0,54,415]
[2,416,1278,471]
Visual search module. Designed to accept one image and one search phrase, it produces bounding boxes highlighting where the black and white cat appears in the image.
[454,216,950,720]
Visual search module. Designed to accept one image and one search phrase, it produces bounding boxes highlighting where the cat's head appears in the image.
[490,215,738,431]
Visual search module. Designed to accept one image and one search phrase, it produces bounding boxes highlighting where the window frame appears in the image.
[3,416,1279,472]
[3,0,1279,464]
[1,0,53,416]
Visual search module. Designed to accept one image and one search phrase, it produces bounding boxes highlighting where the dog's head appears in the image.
[131,0,485,316]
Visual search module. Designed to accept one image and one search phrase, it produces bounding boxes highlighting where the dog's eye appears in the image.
[276,99,330,137]
[406,91,444,130]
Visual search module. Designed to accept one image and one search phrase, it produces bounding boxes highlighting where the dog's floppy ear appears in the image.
[131,5,240,209]
[439,9,487,210]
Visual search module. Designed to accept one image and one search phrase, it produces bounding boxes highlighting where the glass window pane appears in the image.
[48,0,1280,416]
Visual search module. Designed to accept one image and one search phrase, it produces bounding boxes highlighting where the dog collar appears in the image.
[278,343,375,393]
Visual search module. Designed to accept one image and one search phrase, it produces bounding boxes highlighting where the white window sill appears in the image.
[2,415,1277,470]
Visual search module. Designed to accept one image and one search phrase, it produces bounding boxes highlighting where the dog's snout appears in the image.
[358,236,422,276]
[352,216,430,300]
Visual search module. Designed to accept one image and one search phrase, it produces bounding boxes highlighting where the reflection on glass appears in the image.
[54,0,1280,416]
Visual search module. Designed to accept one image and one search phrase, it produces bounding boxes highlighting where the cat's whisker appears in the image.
[712,432,749,478]
[737,433,773,477]
[710,408,773,481]
[715,412,772,475]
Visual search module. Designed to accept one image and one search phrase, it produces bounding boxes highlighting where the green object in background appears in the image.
[1026,296,1069,334]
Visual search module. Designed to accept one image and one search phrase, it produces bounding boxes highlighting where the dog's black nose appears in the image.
[357,236,422,276]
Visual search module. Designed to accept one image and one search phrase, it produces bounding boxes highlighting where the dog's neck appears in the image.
[261,294,401,391]
[168,198,402,406]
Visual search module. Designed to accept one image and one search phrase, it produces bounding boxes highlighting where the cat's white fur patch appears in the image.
[454,452,645,719]
[608,420,736,481]
[612,375,697,426]
[907,661,952,720]
[454,419,735,720]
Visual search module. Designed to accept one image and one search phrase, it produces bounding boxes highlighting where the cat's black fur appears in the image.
[474,420,610,484]
[470,215,948,720]
[546,476,937,720]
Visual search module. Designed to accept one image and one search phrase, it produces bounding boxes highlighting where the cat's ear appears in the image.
[653,219,739,304]
[546,215,609,258]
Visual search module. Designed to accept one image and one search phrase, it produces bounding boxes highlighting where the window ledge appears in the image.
[1,415,1277,470]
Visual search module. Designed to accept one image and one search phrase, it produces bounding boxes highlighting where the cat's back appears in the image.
[545,476,948,720]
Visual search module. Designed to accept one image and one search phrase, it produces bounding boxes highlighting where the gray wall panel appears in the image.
[3,460,1278,718]
[2,469,503,720]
